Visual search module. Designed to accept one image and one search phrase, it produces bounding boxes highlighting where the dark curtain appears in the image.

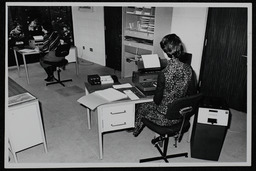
[199,8,247,112]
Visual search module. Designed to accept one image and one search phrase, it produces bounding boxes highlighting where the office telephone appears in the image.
[88,74,101,85]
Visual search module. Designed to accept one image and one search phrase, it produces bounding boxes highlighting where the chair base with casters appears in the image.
[45,59,72,87]
[139,118,190,163]
[139,93,203,163]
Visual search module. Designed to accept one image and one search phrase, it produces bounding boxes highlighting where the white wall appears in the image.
[170,7,208,79]
[71,6,208,77]
[72,6,105,66]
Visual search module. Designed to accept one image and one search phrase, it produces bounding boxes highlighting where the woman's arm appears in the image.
[153,72,165,105]
[40,32,59,52]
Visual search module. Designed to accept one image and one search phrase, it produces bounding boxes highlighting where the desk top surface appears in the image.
[84,78,153,100]
[14,47,40,54]
[84,77,134,92]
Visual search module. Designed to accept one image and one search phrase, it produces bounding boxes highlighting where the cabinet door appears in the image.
[8,101,44,152]
[199,8,247,112]
[104,7,122,71]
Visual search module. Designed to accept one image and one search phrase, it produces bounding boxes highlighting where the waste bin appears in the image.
[190,96,230,161]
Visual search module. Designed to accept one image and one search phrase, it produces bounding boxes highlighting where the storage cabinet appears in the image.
[8,99,47,162]
[122,7,173,77]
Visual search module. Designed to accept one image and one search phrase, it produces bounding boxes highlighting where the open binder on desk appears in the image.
[77,88,128,110]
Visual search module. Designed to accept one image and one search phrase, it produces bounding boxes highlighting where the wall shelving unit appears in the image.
[121,6,173,77]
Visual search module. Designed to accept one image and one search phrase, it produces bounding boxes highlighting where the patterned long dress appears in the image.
[133,57,193,137]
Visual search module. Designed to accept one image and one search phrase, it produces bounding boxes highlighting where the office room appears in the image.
[5,1,252,168]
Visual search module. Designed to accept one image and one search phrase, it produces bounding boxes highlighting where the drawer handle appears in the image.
[209,109,218,113]
[110,110,126,115]
[111,122,127,127]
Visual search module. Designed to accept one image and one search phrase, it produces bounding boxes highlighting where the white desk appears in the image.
[83,82,153,159]
[8,78,48,162]
[13,47,40,84]
[13,46,79,84]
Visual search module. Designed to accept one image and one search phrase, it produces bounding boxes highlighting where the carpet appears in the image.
[55,85,84,97]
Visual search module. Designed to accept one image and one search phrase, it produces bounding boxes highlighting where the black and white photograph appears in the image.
[3,1,253,169]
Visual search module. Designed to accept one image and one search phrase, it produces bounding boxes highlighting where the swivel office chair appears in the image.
[139,93,203,163]
[45,43,72,87]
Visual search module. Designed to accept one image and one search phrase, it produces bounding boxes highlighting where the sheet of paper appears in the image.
[33,35,44,41]
[18,49,37,53]
[113,83,132,89]
[141,54,160,68]
[77,93,108,110]
[123,90,139,100]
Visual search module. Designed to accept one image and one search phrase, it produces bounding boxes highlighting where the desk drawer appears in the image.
[102,104,134,132]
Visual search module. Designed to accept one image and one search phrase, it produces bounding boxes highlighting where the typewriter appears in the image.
[132,53,192,95]
[132,54,167,95]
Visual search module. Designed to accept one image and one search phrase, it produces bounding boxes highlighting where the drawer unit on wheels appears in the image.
[190,96,230,161]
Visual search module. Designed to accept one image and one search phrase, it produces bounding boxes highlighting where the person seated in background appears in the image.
[9,23,25,46]
[39,23,71,82]
[132,34,196,137]
[28,18,48,37]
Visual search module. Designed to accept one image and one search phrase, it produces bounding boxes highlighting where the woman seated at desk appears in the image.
[39,23,71,82]
[132,34,196,137]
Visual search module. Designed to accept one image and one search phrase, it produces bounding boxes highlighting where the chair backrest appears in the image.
[179,52,192,65]
[55,43,71,57]
[166,93,203,141]
[166,93,203,120]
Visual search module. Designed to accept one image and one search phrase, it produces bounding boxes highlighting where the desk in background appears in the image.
[8,78,48,162]
[13,46,79,84]
[13,46,40,84]
[82,81,153,159]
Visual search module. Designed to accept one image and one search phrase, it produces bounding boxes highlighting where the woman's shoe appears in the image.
[44,76,55,82]
[126,128,135,133]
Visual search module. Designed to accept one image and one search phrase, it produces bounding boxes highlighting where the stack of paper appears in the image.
[77,88,128,110]
[140,16,155,33]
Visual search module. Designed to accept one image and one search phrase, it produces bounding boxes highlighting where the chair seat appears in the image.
[44,59,68,67]
[44,58,72,87]
[142,118,190,136]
